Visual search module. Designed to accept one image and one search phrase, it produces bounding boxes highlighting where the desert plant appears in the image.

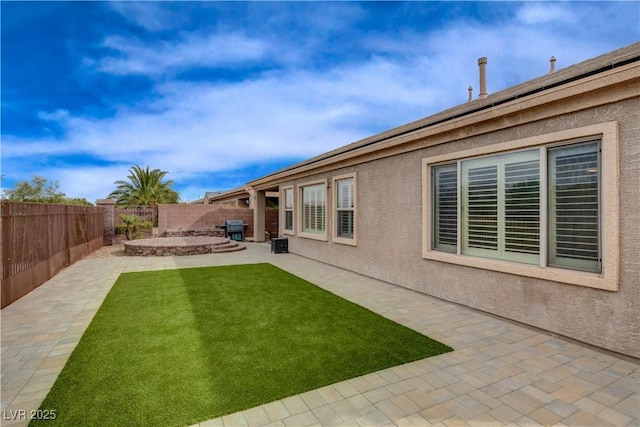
[116,214,152,240]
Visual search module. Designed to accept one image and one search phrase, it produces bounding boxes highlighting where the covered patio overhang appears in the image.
[246,183,280,242]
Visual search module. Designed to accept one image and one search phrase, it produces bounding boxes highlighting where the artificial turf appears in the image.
[32,263,452,426]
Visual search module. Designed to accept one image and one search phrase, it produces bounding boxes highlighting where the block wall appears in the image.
[158,205,255,238]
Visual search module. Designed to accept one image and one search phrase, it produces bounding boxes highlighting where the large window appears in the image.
[333,174,356,245]
[299,181,327,240]
[424,123,618,291]
[432,142,599,272]
[282,187,294,233]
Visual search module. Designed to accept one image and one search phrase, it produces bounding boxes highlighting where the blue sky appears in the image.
[2,1,638,203]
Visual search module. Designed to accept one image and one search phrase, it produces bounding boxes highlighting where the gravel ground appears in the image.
[83,244,126,259]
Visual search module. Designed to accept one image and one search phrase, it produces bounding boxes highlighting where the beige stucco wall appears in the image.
[280,96,639,359]
[157,205,255,237]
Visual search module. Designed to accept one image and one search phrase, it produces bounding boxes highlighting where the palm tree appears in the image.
[108,165,180,206]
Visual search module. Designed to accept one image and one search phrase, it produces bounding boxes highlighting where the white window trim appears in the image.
[297,179,328,241]
[281,185,295,236]
[422,122,619,291]
[332,173,357,246]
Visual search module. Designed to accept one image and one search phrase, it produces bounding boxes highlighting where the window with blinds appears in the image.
[301,184,325,234]
[433,165,457,252]
[548,142,600,272]
[461,150,540,264]
[283,188,293,231]
[432,140,600,273]
[504,158,540,257]
[336,178,354,239]
[466,164,499,252]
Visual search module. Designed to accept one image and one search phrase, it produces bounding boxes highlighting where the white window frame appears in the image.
[281,186,294,235]
[332,173,357,246]
[298,179,328,241]
[422,122,619,291]
[459,148,542,265]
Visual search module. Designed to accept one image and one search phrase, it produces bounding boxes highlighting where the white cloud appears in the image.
[5,2,636,203]
[97,32,271,76]
[515,3,576,25]
[38,109,71,122]
[60,73,373,167]
[109,2,187,31]
[5,56,438,202]
[2,135,71,159]
[54,165,133,201]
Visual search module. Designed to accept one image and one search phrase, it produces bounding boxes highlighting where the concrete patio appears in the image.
[1,243,638,426]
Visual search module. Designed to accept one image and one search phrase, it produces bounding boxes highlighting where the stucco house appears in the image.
[247,43,640,359]
[204,187,252,207]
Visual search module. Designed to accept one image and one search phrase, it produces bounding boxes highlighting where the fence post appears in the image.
[1,201,10,280]
[65,204,71,266]
[96,199,116,246]
[46,204,54,277]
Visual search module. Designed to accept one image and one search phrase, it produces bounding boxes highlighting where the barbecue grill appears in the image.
[225,220,244,241]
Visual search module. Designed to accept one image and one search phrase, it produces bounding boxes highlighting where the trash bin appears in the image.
[271,237,288,254]
[225,220,244,241]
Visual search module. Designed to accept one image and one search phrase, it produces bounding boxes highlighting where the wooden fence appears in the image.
[1,201,104,308]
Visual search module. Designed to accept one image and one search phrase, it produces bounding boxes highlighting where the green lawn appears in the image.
[33,263,452,426]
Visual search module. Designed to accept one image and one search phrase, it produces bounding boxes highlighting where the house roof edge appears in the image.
[248,42,640,189]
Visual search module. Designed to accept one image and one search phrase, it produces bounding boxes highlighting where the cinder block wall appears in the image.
[158,205,255,238]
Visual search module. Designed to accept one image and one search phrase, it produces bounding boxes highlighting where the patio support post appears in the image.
[254,191,266,242]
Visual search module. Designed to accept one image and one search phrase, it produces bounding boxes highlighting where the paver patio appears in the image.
[1,243,638,426]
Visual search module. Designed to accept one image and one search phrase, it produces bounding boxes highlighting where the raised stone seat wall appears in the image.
[124,236,244,256]
[165,229,224,237]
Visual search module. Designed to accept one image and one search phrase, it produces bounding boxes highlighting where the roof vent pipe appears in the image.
[467,86,473,102]
[478,57,488,99]
[549,56,556,73]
